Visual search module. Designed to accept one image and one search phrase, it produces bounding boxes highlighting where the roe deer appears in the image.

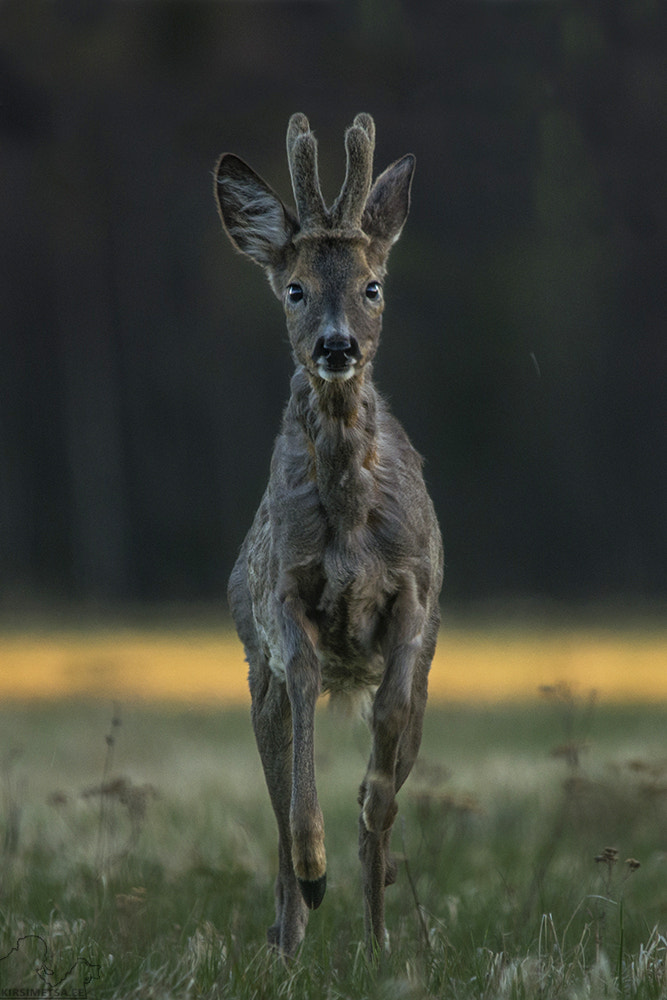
[215,113,443,957]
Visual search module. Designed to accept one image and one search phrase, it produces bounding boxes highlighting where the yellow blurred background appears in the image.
[2,627,665,705]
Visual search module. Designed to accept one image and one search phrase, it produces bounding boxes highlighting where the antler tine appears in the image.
[331,113,376,230]
[286,113,328,230]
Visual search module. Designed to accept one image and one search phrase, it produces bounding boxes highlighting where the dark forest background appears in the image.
[1,1,666,619]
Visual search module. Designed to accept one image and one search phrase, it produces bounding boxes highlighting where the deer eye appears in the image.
[287,283,304,304]
[365,281,381,301]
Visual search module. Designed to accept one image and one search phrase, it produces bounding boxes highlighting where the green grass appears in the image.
[1,696,667,998]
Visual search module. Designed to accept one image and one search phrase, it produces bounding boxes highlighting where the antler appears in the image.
[286,114,328,231]
[286,113,376,237]
[331,113,375,230]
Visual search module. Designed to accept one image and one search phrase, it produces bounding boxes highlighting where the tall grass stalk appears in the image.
[95,702,122,872]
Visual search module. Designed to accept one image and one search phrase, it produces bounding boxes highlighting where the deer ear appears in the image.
[362,154,415,260]
[215,153,298,269]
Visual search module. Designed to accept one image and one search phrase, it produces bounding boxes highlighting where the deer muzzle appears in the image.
[312,330,362,382]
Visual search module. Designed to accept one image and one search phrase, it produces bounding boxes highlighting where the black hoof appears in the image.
[298,873,327,910]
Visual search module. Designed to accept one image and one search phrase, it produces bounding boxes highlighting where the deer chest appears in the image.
[300,536,397,692]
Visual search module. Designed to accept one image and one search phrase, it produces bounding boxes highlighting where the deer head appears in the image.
[214,113,414,385]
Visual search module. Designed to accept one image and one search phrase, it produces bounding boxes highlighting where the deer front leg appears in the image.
[360,578,427,954]
[281,592,327,911]
[250,661,310,956]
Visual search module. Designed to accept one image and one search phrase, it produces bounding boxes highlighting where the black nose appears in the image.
[313,332,361,369]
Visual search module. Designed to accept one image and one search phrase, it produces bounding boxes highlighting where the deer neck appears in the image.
[291,366,379,533]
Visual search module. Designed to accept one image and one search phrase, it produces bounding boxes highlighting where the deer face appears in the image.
[215,113,414,385]
[283,239,384,383]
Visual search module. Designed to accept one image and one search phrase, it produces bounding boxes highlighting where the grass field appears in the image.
[2,670,667,998]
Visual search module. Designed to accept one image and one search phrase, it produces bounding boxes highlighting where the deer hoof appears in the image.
[298,873,327,910]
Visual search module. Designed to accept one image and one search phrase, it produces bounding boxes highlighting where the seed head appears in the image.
[595,846,619,865]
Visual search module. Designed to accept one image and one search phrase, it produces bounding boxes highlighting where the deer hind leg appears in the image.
[359,657,430,956]
[359,678,415,956]
[358,584,433,955]
[249,662,310,956]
